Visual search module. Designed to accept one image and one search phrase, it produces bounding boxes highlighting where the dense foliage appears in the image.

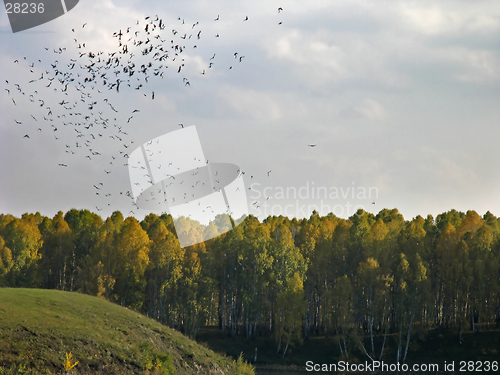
[1,208,499,361]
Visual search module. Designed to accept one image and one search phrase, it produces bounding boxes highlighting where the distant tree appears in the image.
[112,217,150,309]
[275,272,305,357]
[38,211,75,290]
[0,236,13,284]
[63,209,104,290]
[144,218,184,324]
[1,214,43,286]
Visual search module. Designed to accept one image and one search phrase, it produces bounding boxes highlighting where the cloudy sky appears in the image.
[1,0,499,223]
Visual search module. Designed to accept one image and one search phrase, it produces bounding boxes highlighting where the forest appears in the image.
[0,208,499,362]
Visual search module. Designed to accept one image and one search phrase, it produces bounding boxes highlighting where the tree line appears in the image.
[0,208,499,361]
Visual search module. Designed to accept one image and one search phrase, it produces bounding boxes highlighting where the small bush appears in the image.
[232,353,255,375]
[62,352,78,372]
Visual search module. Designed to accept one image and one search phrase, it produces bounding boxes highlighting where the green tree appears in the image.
[144,218,184,325]
[112,217,151,309]
[275,272,305,357]
[39,212,75,290]
[0,236,14,284]
[1,214,43,286]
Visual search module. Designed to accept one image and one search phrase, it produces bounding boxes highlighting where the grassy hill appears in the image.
[0,288,253,375]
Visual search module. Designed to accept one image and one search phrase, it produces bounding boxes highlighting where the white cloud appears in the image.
[340,99,388,121]
[219,86,309,122]
[398,1,500,36]
[447,48,500,83]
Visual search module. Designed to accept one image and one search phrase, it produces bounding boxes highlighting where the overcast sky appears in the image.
[1,0,499,223]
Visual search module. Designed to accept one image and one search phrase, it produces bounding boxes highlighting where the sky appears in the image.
[1,0,500,224]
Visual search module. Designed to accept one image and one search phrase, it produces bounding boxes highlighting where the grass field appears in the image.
[0,288,253,375]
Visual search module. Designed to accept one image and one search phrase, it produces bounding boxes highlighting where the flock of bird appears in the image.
[4,9,287,216]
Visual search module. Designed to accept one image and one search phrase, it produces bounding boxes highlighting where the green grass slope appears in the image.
[0,288,252,375]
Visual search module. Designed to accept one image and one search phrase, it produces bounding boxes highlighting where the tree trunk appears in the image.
[403,312,414,363]
[379,328,387,361]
